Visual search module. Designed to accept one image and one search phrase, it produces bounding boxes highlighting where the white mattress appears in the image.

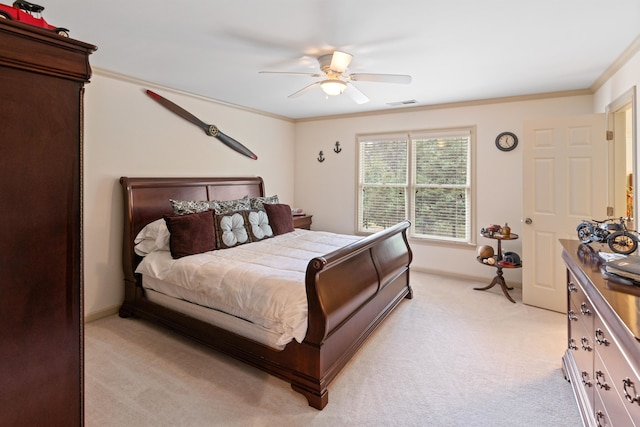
[142,279,286,350]
[136,229,360,346]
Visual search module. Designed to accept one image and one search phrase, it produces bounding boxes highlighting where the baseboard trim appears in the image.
[411,266,523,289]
[85,305,120,323]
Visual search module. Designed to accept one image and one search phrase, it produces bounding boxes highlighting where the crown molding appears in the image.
[294,89,592,122]
[591,34,640,93]
[92,67,295,123]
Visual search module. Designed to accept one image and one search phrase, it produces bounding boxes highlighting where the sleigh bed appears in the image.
[119,176,413,409]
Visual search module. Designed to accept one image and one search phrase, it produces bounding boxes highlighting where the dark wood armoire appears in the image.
[0,20,95,426]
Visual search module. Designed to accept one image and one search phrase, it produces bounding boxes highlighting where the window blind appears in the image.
[357,128,472,242]
[358,137,408,232]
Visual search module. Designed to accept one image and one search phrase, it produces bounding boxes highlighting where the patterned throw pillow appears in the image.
[215,210,251,249]
[243,209,273,241]
[170,196,251,216]
[170,199,217,215]
[212,196,251,215]
[250,195,279,210]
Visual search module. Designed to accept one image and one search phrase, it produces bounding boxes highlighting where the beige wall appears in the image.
[84,43,640,319]
[83,71,296,319]
[293,95,594,283]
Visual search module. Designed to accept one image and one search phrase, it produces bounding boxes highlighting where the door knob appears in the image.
[524,218,532,225]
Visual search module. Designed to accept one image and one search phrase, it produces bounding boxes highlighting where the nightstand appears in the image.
[293,214,312,230]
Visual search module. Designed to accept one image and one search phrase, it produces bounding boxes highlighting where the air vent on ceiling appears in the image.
[386,99,417,106]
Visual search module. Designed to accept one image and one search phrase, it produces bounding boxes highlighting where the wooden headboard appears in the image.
[119,176,265,288]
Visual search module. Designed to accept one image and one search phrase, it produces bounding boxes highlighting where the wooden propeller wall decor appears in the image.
[145,89,257,160]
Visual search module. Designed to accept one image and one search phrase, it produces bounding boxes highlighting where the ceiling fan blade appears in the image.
[344,83,370,104]
[330,51,353,73]
[259,71,322,78]
[348,73,412,84]
[288,81,321,98]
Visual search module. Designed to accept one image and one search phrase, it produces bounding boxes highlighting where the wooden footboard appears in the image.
[119,177,413,409]
[293,220,413,408]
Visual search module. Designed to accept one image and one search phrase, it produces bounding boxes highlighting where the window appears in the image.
[357,128,473,244]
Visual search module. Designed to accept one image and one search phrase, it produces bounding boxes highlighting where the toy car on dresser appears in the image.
[0,0,68,36]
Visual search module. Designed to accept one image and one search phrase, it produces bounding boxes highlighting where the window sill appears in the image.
[408,236,476,248]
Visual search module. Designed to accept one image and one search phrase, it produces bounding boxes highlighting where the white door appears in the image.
[522,114,607,312]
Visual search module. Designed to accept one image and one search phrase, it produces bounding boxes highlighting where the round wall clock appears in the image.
[495,132,518,151]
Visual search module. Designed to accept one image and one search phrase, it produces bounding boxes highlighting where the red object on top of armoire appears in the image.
[0,19,95,426]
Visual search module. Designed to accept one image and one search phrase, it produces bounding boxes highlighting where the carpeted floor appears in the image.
[85,271,582,426]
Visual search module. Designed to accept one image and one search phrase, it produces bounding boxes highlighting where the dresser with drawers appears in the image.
[561,239,640,426]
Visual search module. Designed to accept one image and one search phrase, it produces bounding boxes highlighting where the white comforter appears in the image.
[136,229,360,346]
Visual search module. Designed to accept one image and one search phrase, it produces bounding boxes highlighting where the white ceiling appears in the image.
[40,0,640,120]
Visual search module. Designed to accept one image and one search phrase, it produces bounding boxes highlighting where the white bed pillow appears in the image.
[134,218,170,256]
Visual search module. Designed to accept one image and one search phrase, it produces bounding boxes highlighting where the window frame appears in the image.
[356,126,476,246]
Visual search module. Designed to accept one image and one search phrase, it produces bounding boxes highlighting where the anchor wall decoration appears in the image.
[334,141,342,153]
[317,151,325,162]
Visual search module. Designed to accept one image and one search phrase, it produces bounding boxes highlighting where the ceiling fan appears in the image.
[259,51,412,104]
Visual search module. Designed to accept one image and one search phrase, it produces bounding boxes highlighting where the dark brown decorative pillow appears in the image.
[164,210,216,259]
[264,203,295,235]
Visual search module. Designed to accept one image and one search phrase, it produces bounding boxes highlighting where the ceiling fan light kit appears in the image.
[320,80,347,96]
[259,50,411,104]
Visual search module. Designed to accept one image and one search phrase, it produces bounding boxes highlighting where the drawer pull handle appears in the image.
[568,282,578,292]
[595,371,610,391]
[595,328,610,346]
[568,338,578,351]
[568,310,578,321]
[596,410,605,427]
[580,302,591,316]
[581,371,593,387]
[623,377,640,404]
[581,337,592,352]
